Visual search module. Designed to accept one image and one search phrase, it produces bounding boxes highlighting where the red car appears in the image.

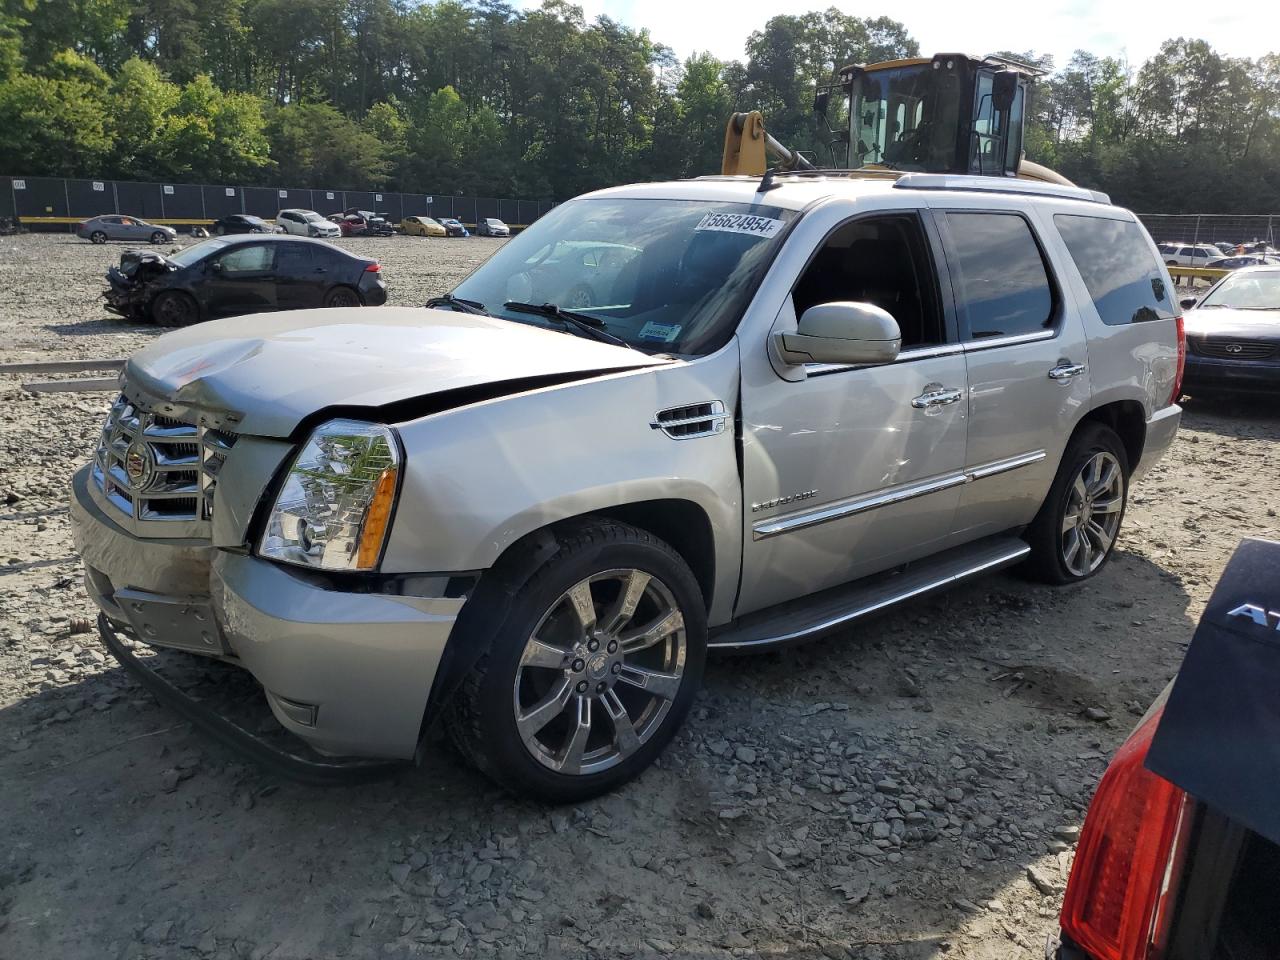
[327,213,367,237]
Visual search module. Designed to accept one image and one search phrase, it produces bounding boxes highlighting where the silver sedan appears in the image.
[77,215,178,245]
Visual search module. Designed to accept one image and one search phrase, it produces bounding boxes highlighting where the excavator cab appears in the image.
[839,53,1039,177]
[836,54,1034,176]
[722,53,1066,183]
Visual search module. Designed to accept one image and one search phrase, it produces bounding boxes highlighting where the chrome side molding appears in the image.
[753,449,1046,539]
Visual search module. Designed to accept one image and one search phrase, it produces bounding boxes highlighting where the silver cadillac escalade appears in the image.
[70,173,1184,802]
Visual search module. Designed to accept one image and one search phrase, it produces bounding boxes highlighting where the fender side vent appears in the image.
[651,401,727,440]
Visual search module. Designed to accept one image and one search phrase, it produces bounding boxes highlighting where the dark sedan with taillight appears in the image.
[1052,538,1280,960]
[1181,266,1280,394]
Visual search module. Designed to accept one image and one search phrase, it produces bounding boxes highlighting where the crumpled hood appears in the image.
[124,306,669,437]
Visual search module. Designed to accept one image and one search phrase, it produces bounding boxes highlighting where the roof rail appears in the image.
[893,173,1110,205]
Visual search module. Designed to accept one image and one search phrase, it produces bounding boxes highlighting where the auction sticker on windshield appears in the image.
[695,212,784,239]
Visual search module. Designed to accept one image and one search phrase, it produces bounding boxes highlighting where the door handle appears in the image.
[911,387,964,409]
[1048,362,1087,381]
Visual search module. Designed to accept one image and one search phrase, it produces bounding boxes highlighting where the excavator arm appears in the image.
[721,111,814,177]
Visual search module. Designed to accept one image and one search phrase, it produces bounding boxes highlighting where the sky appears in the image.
[515,0,1277,72]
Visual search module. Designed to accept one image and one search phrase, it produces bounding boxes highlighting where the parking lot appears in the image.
[1,231,1278,960]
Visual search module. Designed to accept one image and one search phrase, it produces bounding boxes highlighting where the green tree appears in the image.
[0,62,112,174]
[266,100,385,187]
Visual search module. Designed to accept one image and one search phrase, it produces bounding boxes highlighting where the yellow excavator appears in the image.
[722,52,1072,185]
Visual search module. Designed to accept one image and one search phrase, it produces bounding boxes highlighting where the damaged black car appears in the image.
[104,235,388,326]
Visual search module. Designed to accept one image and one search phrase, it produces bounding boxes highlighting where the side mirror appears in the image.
[775,302,901,366]
[1179,296,1198,310]
[208,261,223,274]
[813,90,829,115]
[992,71,1018,111]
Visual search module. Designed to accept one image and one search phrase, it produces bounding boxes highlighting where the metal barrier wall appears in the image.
[0,175,557,229]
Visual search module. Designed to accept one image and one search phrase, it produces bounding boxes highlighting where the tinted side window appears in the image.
[942,212,1055,339]
[1054,214,1174,326]
[276,243,313,273]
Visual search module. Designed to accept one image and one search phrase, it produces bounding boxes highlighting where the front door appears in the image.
[203,242,278,317]
[930,205,1091,540]
[738,211,970,616]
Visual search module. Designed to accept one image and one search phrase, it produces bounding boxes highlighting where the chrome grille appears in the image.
[1190,338,1276,361]
[92,394,237,525]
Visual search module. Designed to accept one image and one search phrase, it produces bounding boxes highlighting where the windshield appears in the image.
[451,197,795,355]
[1199,271,1280,310]
[302,212,324,222]
[165,237,228,267]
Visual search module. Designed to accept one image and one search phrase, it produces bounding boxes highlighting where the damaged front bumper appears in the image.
[69,463,467,763]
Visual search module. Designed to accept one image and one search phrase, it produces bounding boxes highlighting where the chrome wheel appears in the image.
[513,569,687,776]
[1061,451,1124,577]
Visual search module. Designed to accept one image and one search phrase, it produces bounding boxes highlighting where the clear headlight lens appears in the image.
[258,419,400,572]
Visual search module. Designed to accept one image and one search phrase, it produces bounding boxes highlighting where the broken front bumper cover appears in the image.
[98,613,402,783]
[70,463,467,765]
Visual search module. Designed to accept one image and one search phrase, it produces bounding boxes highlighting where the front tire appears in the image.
[150,231,168,244]
[90,231,107,244]
[1025,423,1129,584]
[150,290,198,327]
[447,520,707,804]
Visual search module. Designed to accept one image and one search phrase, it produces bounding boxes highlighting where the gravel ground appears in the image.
[2,232,1278,960]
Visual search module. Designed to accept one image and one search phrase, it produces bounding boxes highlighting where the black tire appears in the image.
[1024,423,1130,584]
[150,290,199,327]
[150,231,168,245]
[324,286,362,308]
[446,519,707,804]
[89,231,107,244]
[215,224,225,236]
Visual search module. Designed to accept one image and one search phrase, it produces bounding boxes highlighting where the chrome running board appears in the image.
[709,535,1029,652]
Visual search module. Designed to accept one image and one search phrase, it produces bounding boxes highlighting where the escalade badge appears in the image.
[751,489,818,513]
[124,440,154,490]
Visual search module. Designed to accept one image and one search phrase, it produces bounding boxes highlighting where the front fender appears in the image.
[382,343,743,625]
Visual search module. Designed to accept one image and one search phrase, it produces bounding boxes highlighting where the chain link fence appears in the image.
[0,175,556,231]
[1136,213,1279,249]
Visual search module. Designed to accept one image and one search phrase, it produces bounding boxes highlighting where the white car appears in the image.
[1158,242,1222,267]
[276,209,341,239]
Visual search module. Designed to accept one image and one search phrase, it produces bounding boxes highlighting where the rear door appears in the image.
[275,242,328,310]
[202,242,278,316]
[931,203,1091,540]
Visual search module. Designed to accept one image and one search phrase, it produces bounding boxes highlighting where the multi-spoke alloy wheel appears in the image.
[514,569,687,775]
[1061,451,1124,577]
[1025,423,1129,584]
[447,520,706,803]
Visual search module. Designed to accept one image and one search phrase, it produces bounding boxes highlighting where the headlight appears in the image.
[258,419,400,572]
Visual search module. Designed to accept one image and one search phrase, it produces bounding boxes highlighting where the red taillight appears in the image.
[1060,709,1185,960]
[1169,316,1186,405]
[364,262,381,273]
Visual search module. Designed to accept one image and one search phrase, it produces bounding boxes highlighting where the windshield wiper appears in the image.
[425,294,490,316]
[503,301,635,350]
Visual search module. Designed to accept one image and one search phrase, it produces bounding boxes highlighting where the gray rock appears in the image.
[734,746,757,764]
[389,863,412,888]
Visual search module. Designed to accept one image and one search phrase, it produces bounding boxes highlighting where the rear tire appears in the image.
[1024,423,1129,584]
[90,231,107,244]
[151,290,198,327]
[150,231,167,245]
[446,519,707,804]
[324,286,362,308]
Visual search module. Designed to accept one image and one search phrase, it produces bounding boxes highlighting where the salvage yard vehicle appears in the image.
[71,168,1183,803]
[275,208,342,239]
[439,217,469,237]
[77,214,177,245]
[211,214,274,236]
[400,215,446,237]
[345,208,396,236]
[102,235,386,325]
[476,217,511,237]
[1052,538,1280,960]
[1181,265,1280,394]
[1158,242,1222,267]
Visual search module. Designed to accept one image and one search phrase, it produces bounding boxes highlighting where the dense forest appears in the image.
[1,0,1278,211]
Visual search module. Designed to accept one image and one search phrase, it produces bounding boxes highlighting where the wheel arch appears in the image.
[1076,399,1146,474]
[416,502,717,747]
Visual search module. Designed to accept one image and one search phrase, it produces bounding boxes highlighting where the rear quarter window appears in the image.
[1054,214,1175,325]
